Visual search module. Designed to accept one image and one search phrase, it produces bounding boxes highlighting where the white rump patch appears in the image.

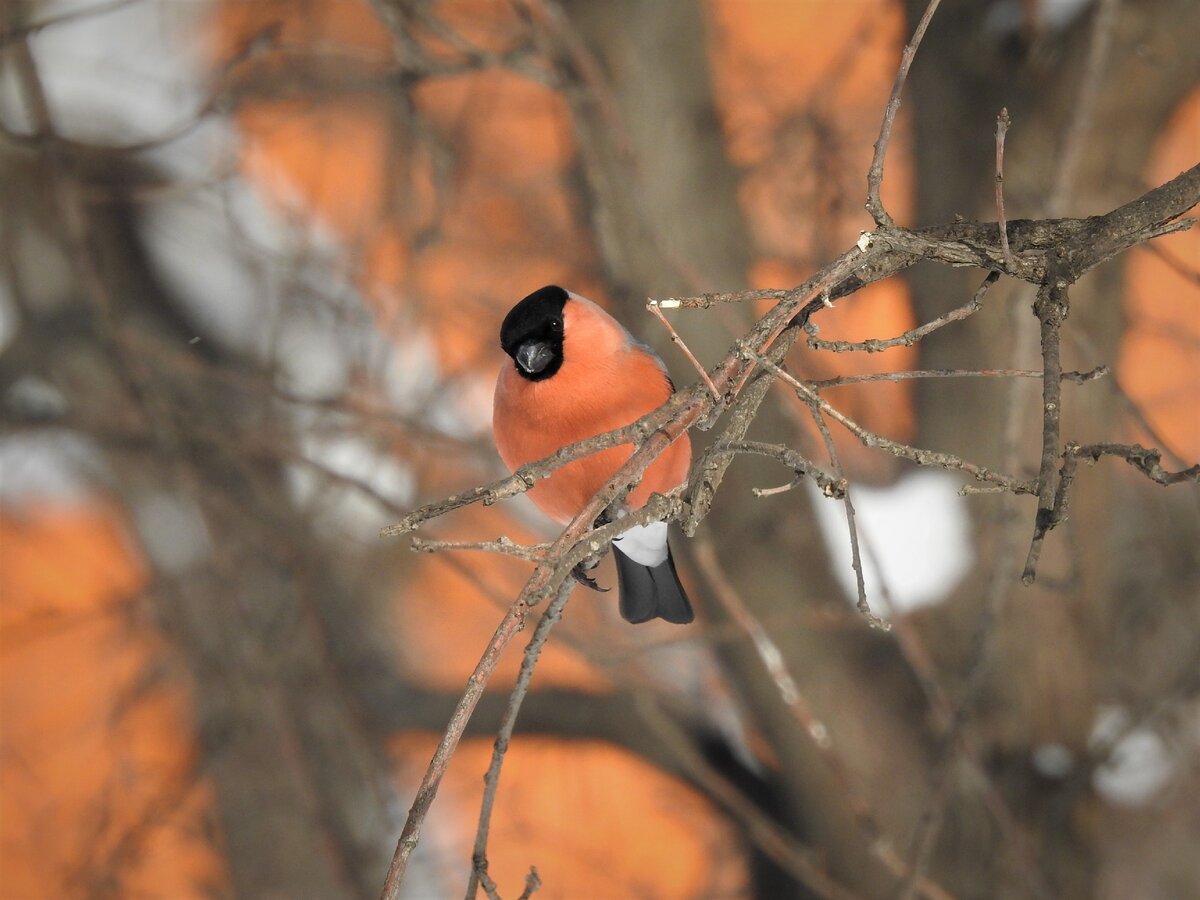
[612,521,669,567]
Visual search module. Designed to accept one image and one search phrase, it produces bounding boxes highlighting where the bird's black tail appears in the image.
[613,543,694,625]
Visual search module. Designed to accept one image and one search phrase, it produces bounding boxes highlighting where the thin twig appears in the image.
[466,581,574,900]
[647,297,720,400]
[1068,442,1200,486]
[747,351,1036,495]
[995,108,1015,271]
[411,537,551,562]
[654,288,792,310]
[380,417,660,537]
[799,388,887,629]
[379,597,539,899]
[807,365,1108,389]
[806,271,999,353]
[866,0,942,226]
[709,439,845,499]
[516,867,542,900]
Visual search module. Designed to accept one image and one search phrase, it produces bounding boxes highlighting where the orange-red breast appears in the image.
[493,285,693,624]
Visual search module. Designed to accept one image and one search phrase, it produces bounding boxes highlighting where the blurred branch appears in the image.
[865,0,941,226]
[692,537,951,900]
[466,580,573,900]
[637,697,861,900]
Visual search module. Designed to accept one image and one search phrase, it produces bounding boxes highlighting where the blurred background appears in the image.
[1,1,1197,897]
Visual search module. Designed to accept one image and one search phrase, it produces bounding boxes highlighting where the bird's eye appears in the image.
[550,318,561,328]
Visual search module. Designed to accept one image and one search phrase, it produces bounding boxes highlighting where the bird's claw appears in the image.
[572,559,609,592]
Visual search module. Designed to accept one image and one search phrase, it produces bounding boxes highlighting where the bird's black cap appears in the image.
[500,285,569,381]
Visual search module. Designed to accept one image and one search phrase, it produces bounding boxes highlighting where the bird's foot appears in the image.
[571,558,609,593]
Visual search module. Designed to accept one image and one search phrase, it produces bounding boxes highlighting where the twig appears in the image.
[798,386,888,630]
[995,108,1015,271]
[517,867,542,900]
[708,439,845,499]
[654,288,792,310]
[647,297,721,400]
[379,597,541,899]
[381,417,662,537]
[1068,442,1200,486]
[747,351,1036,495]
[807,365,1108,389]
[865,0,942,226]
[806,271,999,353]
[411,537,551,562]
[466,581,574,900]
[1022,269,1070,583]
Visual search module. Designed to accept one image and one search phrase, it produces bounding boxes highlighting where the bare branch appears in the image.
[1022,269,1070,583]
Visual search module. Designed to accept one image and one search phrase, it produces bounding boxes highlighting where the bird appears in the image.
[493,285,694,625]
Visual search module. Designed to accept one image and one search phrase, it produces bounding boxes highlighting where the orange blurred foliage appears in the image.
[0,508,226,899]
[1122,87,1200,459]
[389,733,748,898]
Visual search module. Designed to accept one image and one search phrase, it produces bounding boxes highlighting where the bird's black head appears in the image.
[499,285,568,381]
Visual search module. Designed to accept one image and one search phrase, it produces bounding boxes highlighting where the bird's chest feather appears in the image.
[494,351,667,463]
[492,350,680,522]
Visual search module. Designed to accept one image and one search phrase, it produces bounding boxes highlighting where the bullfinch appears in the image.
[493,285,694,625]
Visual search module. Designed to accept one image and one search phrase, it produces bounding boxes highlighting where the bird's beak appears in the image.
[516,341,554,375]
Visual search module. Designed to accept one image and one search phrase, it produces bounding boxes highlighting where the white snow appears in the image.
[808,469,974,616]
